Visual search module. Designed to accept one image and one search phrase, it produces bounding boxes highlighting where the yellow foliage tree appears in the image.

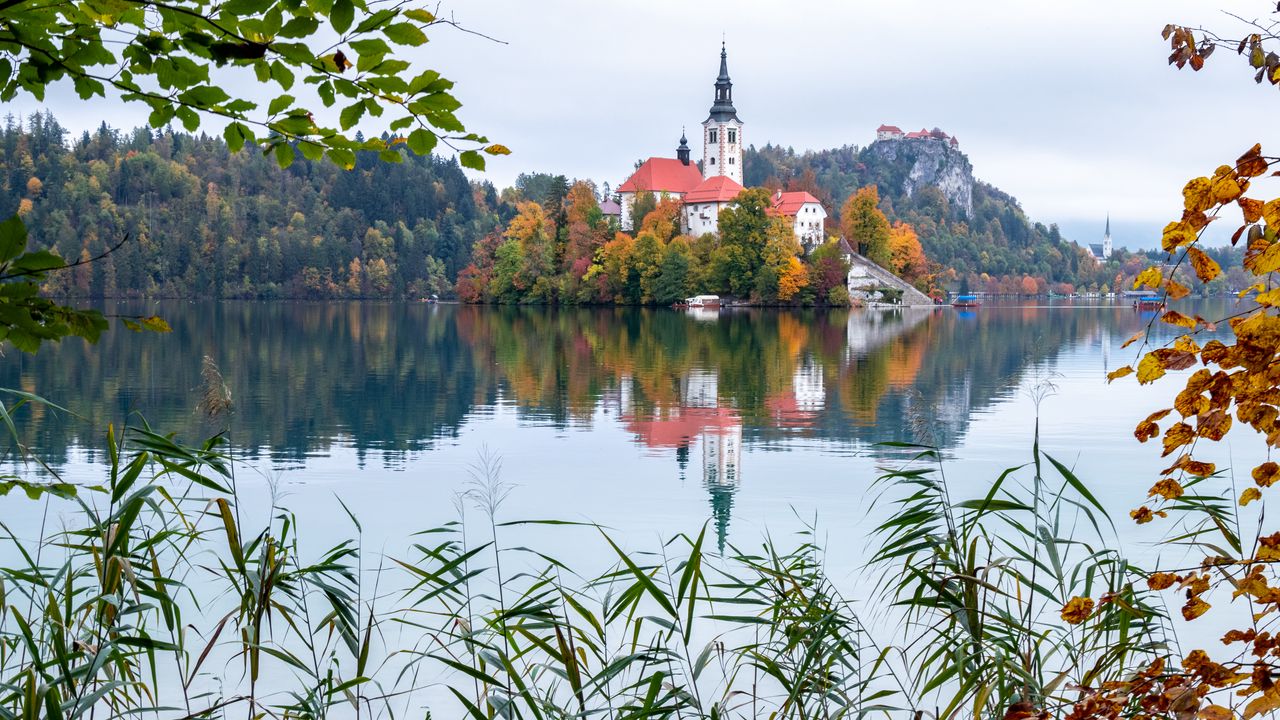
[887,221,929,282]
[346,257,363,297]
[776,256,808,301]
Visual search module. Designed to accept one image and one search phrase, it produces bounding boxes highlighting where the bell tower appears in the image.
[702,42,743,184]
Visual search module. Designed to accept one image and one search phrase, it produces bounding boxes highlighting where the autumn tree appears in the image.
[776,257,809,302]
[840,186,892,268]
[887,221,929,283]
[562,182,609,276]
[756,217,803,301]
[631,232,666,303]
[505,201,556,300]
[639,197,684,244]
[807,239,851,301]
[598,233,638,303]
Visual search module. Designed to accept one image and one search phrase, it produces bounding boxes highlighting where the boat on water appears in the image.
[673,294,721,309]
[951,295,981,308]
[1135,298,1164,311]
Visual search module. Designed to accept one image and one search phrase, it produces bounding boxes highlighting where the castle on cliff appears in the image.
[875,124,959,148]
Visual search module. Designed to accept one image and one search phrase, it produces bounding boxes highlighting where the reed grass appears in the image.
[0,391,1175,719]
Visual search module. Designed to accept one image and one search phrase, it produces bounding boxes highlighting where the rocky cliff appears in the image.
[861,138,974,218]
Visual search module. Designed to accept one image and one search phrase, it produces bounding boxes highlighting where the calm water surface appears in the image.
[1,299,1262,571]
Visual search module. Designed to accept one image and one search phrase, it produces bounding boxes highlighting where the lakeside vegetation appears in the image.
[5,0,1280,717]
[0,113,1243,305]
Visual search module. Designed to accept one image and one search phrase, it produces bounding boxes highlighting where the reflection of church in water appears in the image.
[618,362,825,552]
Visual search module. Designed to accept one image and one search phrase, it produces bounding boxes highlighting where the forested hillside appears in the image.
[1,112,1242,299]
[746,142,1117,292]
[3,112,505,299]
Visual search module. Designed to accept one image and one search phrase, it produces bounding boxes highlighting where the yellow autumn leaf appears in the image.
[1137,353,1166,384]
[1241,197,1264,223]
[1162,422,1195,456]
[1238,143,1269,177]
[1263,198,1280,229]
[1134,266,1163,290]
[1121,329,1145,349]
[1253,461,1280,487]
[1187,246,1222,282]
[1060,596,1094,624]
[1256,287,1280,307]
[1163,221,1198,251]
[1241,487,1262,506]
[1106,366,1134,382]
[1200,705,1233,720]
[1166,279,1192,300]
[1246,242,1280,274]
[1212,175,1244,203]
[1150,478,1185,500]
[1244,685,1280,719]
[1182,596,1211,620]
[1162,310,1197,329]
[1183,176,1215,213]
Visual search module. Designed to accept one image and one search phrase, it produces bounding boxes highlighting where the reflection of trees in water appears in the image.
[5,302,1123,470]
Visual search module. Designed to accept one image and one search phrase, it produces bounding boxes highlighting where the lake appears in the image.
[1,298,1258,568]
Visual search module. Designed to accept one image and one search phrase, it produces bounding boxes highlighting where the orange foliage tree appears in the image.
[887,221,930,285]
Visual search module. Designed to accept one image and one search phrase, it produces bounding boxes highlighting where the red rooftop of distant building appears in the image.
[618,158,704,195]
[772,191,821,216]
[684,175,744,204]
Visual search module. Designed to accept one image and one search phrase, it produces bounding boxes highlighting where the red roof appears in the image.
[877,124,902,133]
[622,406,741,450]
[904,129,930,139]
[618,158,704,195]
[772,191,822,216]
[684,175,743,204]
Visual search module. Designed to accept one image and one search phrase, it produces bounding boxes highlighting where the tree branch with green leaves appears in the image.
[0,0,509,170]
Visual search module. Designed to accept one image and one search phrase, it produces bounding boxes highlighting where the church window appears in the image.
[728,129,736,144]
[710,157,715,165]
[728,157,735,165]
[708,129,718,143]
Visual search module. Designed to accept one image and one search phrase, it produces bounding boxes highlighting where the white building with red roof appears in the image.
[615,44,839,245]
[771,191,827,250]
[683,175,744,236]
[617,149,704,230]
[876,124,904,141]
[618,44,746,232]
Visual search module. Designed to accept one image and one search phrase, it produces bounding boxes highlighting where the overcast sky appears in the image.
[20,0,1280,249]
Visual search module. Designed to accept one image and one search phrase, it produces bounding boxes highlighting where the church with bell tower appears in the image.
[614,42,827,240]
[616,43,749,232]
[702,42,743,185]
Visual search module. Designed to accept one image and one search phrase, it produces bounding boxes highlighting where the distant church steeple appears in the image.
[702,41,744,184]
[1103,213,1112,260]
[677,128,691,165]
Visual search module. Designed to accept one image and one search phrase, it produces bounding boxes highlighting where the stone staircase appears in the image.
[844,249,935,306]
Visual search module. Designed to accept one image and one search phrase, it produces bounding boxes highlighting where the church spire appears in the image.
[677,127,691,165]
[708,41,739,122]
[1105,213,1111,237]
